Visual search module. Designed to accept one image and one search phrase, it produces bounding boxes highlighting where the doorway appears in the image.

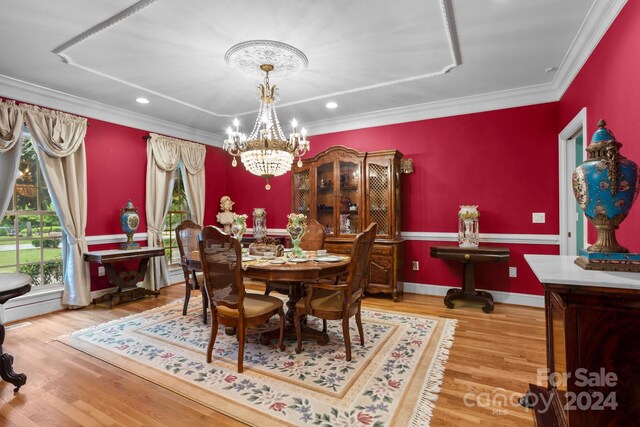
[558,108,588,255]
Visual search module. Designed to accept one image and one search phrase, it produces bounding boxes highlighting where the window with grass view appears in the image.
[163,164,190,267]
[0,134,63,288]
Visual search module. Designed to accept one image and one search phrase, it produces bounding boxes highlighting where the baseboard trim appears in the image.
[0,287,65,323]
[403,282,544,308]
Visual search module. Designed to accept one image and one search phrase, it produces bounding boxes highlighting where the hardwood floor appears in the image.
[0,284,545,426]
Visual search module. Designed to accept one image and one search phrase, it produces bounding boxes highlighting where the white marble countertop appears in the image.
[525,254,640,291]
[0,273,31,293]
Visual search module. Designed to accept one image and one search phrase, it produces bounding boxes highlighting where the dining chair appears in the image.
[299,218,325,251]
[294,222,377,361]
[198,226,285,373]
[176,219,208,323]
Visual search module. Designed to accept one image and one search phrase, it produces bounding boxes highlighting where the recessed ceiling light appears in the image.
[326,101,338,109]
[136,97,150,104]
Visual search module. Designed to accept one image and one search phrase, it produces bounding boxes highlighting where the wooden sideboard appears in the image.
[291,146,405,301]
[525,255,640,426]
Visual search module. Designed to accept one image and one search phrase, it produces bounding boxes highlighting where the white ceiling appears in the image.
[0,0,623,146]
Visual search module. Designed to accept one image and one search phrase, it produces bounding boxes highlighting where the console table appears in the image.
[430,245,510,313]
[84,247,165,308]
[525,255,640,426]
[0,272,31,392]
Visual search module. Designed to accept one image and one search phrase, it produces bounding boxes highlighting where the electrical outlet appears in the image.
[98,266,105,277]
[412,261,419,271]
[509,267,517,278]
[532,212,546,223]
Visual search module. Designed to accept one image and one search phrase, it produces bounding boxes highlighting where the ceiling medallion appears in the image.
[224,40,308,79]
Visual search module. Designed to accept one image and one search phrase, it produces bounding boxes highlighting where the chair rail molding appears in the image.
[401,231,560,245]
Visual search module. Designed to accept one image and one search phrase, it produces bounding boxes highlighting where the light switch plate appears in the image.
[532,212,546,223]
[98,266,105,276]
[509,267,517,278]
[412,261,419,271]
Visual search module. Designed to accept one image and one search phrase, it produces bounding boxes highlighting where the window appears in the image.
[0,133,63,288]
[163,164,190,267]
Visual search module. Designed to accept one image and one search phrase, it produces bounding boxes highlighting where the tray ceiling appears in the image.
[0,0,608,145]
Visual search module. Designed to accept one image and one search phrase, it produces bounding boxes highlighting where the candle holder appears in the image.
[458,205,479,248]
[252,208,267,240]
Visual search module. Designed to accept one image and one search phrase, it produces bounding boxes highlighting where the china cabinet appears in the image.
[292,146,405,301]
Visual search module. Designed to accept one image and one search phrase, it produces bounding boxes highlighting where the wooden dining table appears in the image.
[184,251,350,344]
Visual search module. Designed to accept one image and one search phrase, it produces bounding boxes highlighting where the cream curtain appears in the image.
[143,133,207,291]
[143,133,180,291]
[22,104,90,308]
[180,140,206,225]
[0,100,24,220]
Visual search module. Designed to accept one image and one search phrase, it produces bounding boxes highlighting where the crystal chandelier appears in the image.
[223,63,309,190]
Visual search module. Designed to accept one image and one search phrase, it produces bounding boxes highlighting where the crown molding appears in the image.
[308,0,627,136]
[0,74,223,147]
[552,0,628,99]
[308,83,558,136]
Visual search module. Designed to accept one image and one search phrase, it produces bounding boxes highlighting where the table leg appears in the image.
[260,282,329,345]
[92,258,160,307]
[443,262,495,313]
[0,324,27,392]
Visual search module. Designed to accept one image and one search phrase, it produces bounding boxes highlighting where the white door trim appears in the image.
[558,107,587,255]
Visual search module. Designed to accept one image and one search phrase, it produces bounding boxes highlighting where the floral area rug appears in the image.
[56,301,457,427]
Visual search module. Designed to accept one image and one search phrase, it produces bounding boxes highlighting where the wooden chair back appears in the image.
[347,222,378,296]
[198,226,245,316]
[300,219,325,251]
[176,220,202,264]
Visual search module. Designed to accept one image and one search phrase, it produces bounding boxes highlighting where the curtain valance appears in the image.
[22,103,87,158]
[148,133,205,172]
[0,99,24,153]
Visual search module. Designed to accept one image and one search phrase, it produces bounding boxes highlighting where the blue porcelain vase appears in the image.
[572,120,639,253]
[119,199,140,250]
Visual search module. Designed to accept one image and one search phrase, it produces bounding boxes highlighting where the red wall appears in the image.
[230,103,561,296]
[6,0,638,297]
[558,0,640,252]
[83,119,228,289]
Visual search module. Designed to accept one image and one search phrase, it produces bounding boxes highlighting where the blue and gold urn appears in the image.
[572,120,639,253]
[120,199,140,250]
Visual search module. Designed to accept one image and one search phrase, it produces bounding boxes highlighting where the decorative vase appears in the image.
[340,213,351,234]
[119,200,140,250]
[252,208,267,240]
[572,120,639,253]
[286,213,307,258]
[230,214,248,241]
[458,205,479,248]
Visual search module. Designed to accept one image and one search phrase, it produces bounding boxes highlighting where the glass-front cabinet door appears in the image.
[315,160,335,235]
[292,166,311,217]
[366,159,392,238]
[338,160,360,236]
